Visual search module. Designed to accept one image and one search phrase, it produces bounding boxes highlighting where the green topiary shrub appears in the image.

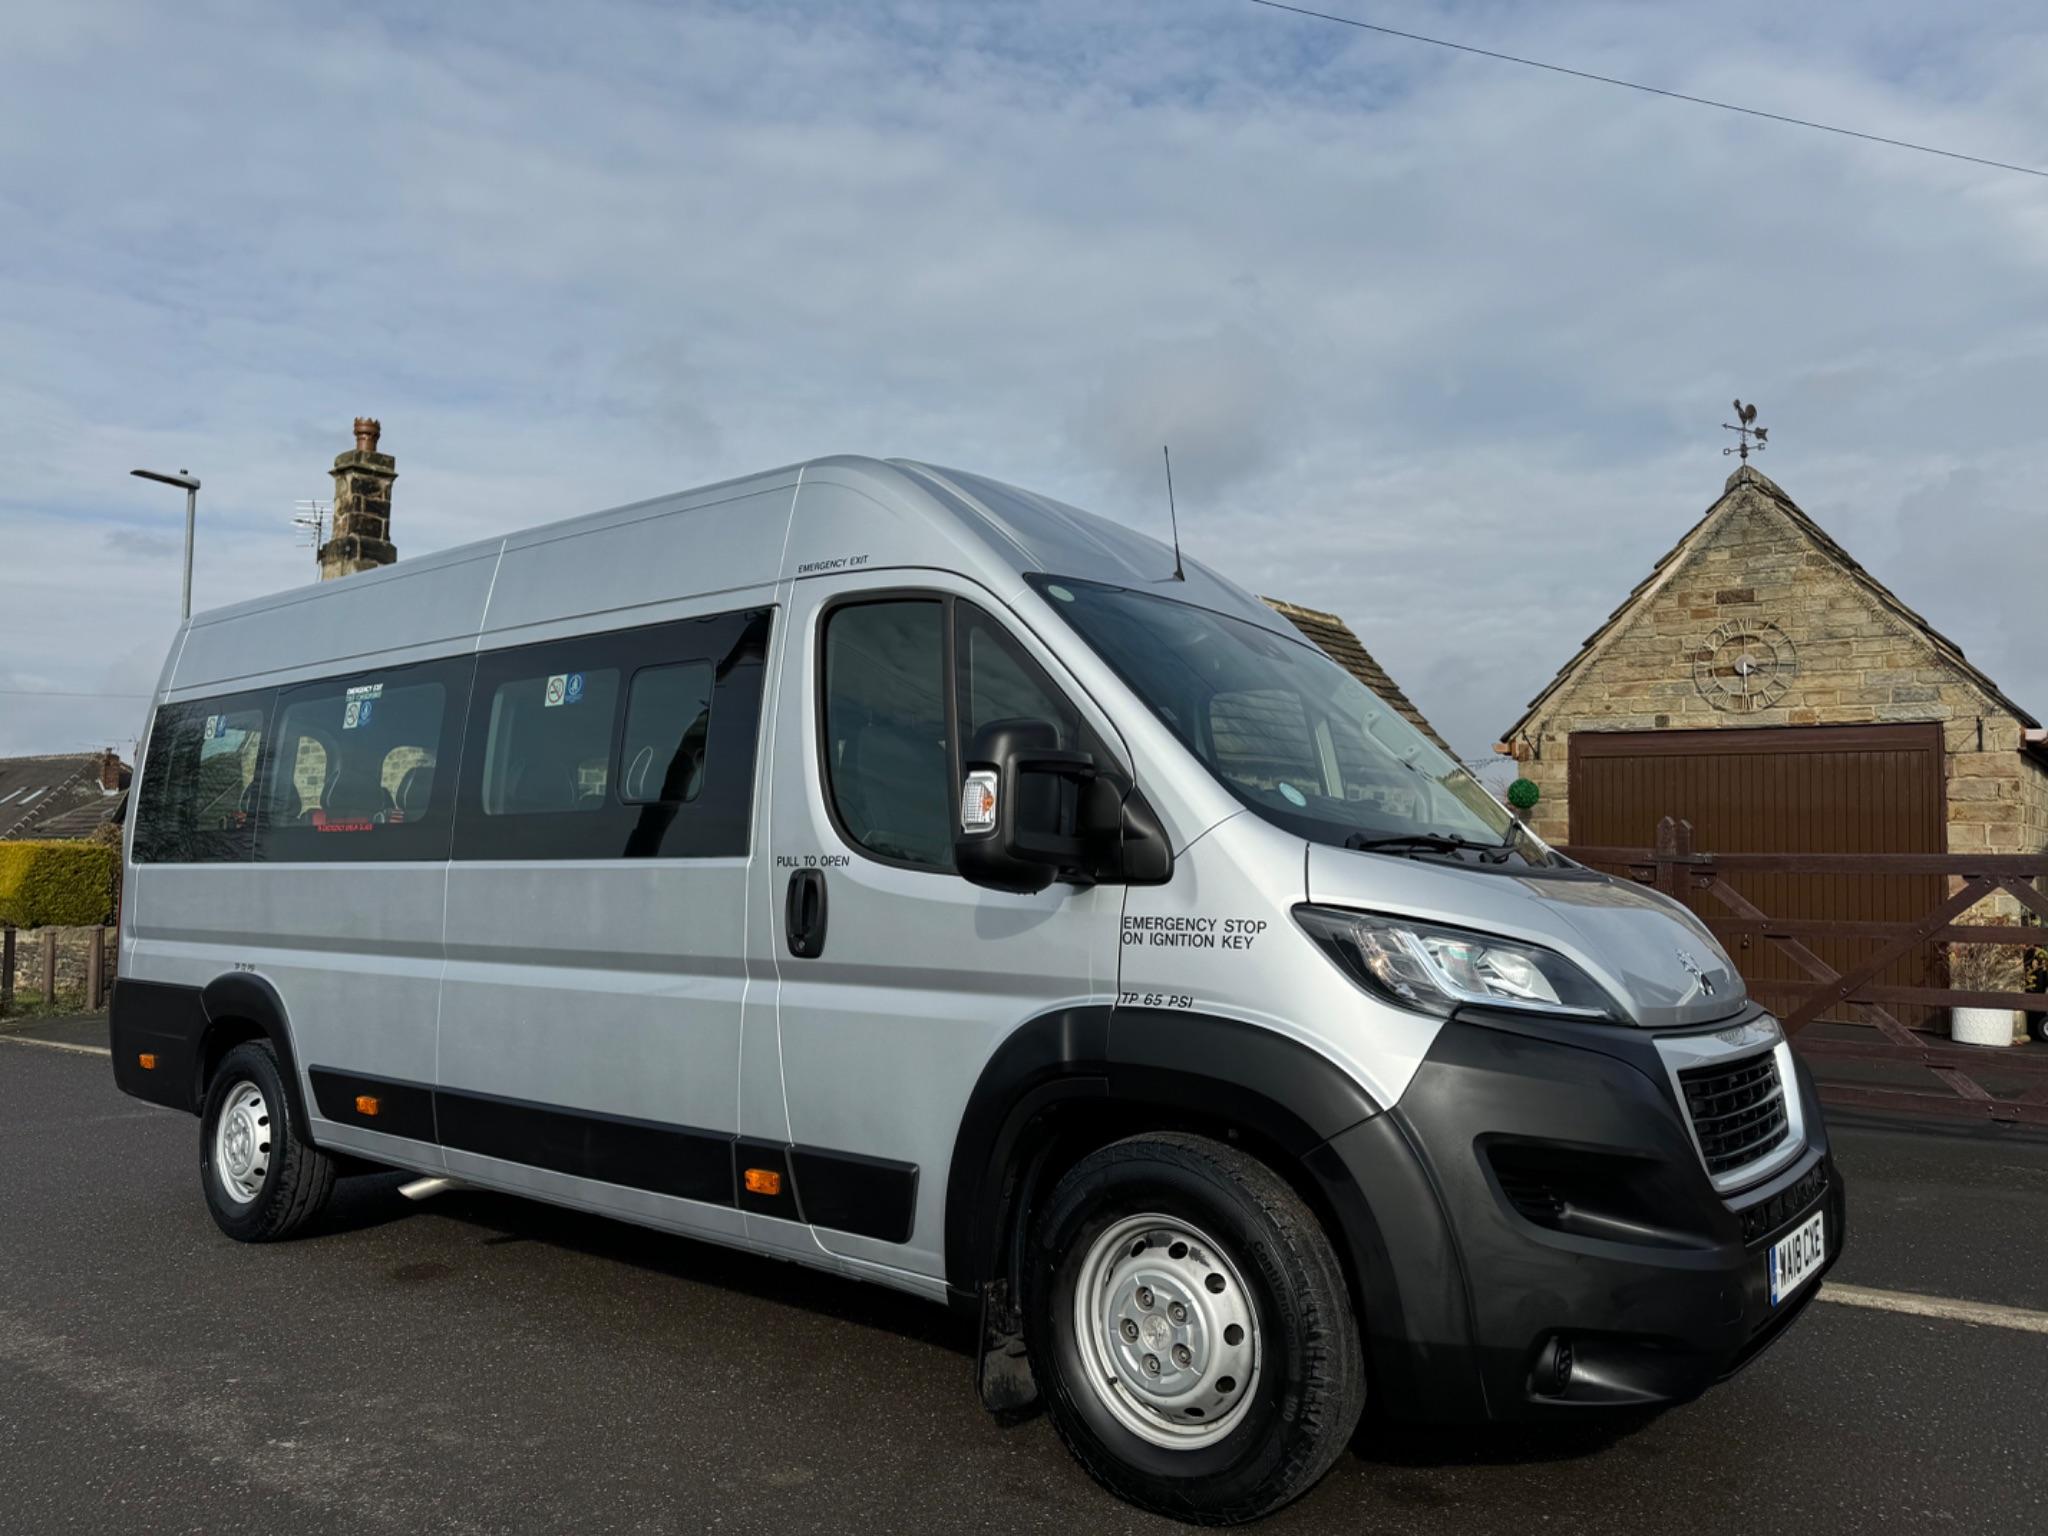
[0,840,119,928]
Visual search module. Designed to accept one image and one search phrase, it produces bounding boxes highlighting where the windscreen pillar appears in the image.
[318,417,399,581]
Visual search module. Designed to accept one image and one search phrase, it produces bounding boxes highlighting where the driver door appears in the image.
[761,572,1125,1283]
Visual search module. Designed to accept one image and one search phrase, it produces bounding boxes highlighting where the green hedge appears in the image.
[0,840,119,928]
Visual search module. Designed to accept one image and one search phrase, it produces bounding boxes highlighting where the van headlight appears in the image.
[1294,906,1625,1022]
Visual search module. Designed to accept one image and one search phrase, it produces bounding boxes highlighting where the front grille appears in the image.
[1739,1160,1830,1245]
[1678,1051,1791,1179]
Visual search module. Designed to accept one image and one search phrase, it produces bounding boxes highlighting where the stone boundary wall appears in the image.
[3,925,115,1008]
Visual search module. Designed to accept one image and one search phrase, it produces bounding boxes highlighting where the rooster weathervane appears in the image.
[1723,399,1768,461]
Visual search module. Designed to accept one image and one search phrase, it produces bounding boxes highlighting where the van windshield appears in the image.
[1032,576,1548,864]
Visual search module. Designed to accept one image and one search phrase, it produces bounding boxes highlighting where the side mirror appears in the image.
[954,719,1173,894]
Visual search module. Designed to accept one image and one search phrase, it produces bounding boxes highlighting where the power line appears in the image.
[0,689,152,701]
[1243,0,2048,180]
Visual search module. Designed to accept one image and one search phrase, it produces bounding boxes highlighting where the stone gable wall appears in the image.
[1513,481,2046,867]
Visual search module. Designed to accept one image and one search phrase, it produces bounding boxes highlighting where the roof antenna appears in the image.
[1162,445,1185,581]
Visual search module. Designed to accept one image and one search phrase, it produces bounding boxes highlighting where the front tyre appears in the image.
[200,1040,336,1242]
[1023,1133,1365,1525]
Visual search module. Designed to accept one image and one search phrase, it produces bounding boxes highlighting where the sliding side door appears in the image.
[433,606,773,1240]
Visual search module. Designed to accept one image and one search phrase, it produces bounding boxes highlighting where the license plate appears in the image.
[1768,1211,1826,1306]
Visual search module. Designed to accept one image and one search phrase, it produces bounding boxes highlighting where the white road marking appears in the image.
[1820,1282,2048,1335]
[0,1034,111,1058]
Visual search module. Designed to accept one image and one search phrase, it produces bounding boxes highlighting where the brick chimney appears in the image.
[318,417,399,580]
[99,748,125,793]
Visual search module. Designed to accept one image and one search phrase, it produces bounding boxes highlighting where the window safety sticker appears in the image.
[343,698,373,730]
[544,673,584,707]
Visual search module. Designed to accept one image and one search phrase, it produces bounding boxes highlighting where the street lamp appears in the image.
[130,468,201,621]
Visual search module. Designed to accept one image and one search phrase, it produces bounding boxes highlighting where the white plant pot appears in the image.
[1951,1007,2016,1048]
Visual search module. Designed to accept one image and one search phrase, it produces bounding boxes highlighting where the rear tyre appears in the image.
[1022,1133,1365,1525]
[199,1040,336,1242]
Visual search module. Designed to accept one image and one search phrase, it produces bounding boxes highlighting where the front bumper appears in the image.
[1308,1006,1844,1421]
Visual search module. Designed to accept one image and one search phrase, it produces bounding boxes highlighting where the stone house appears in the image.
[1496,464,2046,859]
[1495,464,2044,1029]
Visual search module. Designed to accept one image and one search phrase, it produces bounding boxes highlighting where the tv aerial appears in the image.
[292,499,330,551]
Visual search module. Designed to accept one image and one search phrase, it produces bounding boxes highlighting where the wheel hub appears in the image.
[1072,1214,1261,1449]
[213,1081,271,1205]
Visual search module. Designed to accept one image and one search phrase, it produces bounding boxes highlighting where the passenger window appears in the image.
[822,600,953,870]
[257,659,467,863]
[619,662,713,804]
[133,693,273,863]
[479,668,622,815]
[453,608,773,861]
[957,603,1097,756]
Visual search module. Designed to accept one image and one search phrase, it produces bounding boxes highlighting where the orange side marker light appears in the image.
[743,1168,783,1197]
[355,1095,381,1117]
[137,1053,158,1071]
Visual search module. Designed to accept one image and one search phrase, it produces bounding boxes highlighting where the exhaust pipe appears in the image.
[397,1175,467,1202]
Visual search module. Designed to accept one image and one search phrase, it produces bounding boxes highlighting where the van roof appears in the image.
[167,456,1296,695]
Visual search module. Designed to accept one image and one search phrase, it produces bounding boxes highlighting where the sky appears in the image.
[3,0,2044,771]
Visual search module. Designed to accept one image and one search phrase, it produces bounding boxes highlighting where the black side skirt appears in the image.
[306,1066,918,1245]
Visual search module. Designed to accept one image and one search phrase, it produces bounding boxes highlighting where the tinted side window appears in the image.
[620,662,714,804]
[821,600,953,870]
[957,602,1107,761]
[133,691,274,863]
[257,658,470,863]
[454,608,771,860]
[479,668,622,815]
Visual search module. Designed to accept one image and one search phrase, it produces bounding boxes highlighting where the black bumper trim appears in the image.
[1318,1013,1844,1421]
[108,979,208,1112]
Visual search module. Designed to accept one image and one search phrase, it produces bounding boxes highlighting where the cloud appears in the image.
[1064,327,1294,504]
[1,0,2043,763]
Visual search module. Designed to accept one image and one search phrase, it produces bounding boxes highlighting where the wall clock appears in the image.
[1694,619,1796,712]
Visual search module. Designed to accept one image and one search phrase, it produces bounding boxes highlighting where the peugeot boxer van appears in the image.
[111,457,1842,1523]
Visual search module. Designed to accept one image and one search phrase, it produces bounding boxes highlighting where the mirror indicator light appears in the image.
[960,770,999,834]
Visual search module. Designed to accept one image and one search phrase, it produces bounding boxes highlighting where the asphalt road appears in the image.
[2,1033,2045,1534]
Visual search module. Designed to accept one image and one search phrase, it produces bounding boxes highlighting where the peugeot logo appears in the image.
[1677,948,1716,997]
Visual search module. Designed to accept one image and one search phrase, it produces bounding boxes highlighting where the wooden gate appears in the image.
[1568,724,1947,1022]
[1561,820,2048,1125]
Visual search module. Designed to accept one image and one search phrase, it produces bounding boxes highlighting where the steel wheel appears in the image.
[211,1080,272,1205]
[1069,1212,1262,1450]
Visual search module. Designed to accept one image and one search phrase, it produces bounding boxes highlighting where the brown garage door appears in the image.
[1567,724,1947,1023]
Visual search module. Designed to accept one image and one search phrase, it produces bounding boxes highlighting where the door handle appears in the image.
[786,868,828,958]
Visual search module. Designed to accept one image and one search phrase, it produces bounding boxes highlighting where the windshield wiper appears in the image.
[1344,831,1515,863]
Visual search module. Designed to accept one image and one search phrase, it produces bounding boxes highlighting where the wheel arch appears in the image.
[947,1006,1483,1421]
[197,972,314,1145]
[945,1007,1383,1309]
